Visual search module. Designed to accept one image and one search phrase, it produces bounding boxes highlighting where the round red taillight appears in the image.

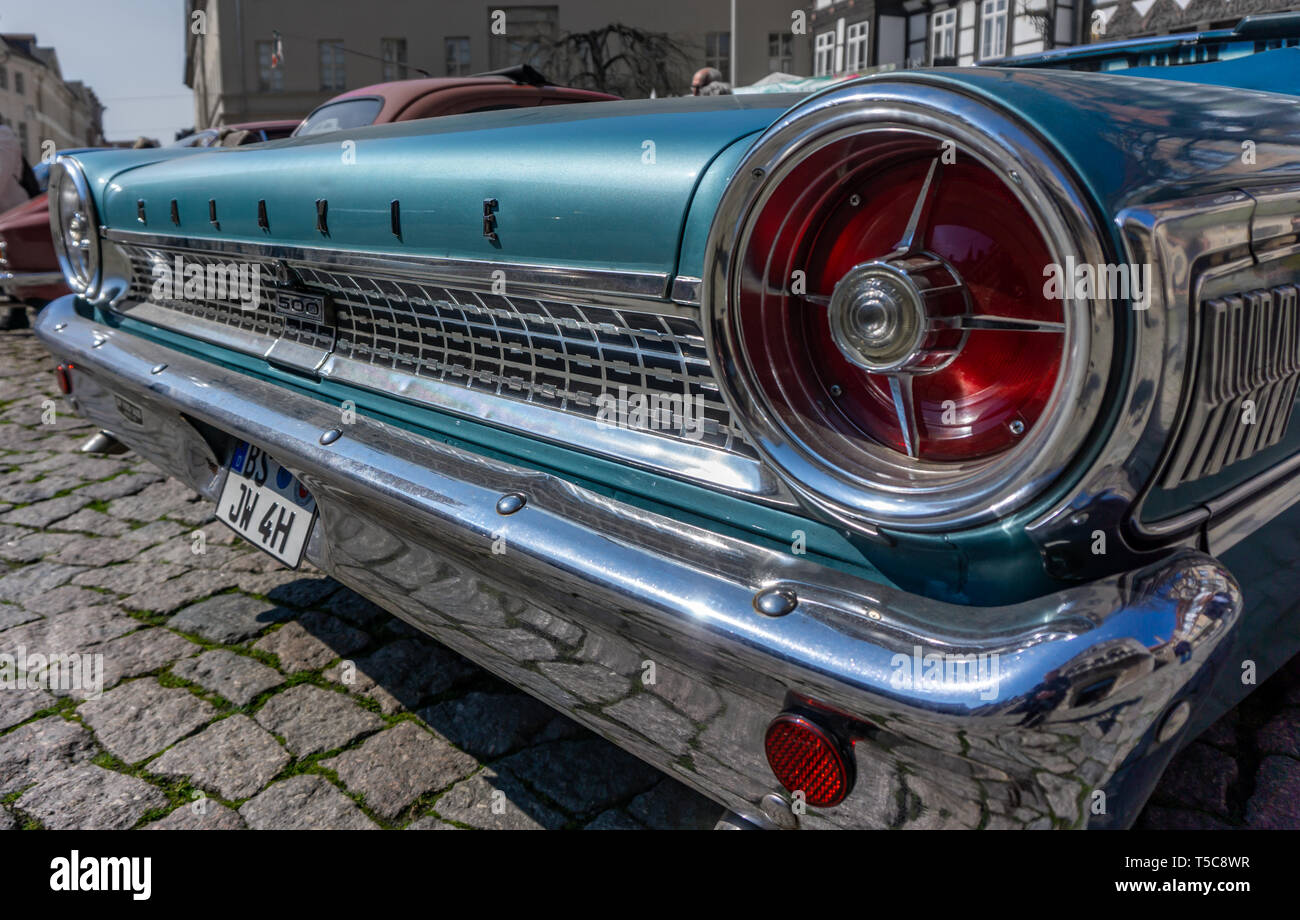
[55,363,74,395]
[706,85,1114,534]
[764,713,853,808]
[739,132,1063,462]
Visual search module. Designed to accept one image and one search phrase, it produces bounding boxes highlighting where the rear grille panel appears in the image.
[113,241,754,461]
[1161,284,1300,486]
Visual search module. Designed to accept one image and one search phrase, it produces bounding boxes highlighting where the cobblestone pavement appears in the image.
[1,325,1298,830]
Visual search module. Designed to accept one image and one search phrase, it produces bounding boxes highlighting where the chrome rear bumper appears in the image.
[35,296,1244,829]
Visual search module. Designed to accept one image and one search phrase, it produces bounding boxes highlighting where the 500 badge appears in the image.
[273,289,332,323]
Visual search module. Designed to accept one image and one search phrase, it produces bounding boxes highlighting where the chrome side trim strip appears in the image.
[112,299,279,362]
[103,228,678,310]
[1161,285,1300,486]
[317,350,786,499]
[0,270,65,289]
[670,275,702,305]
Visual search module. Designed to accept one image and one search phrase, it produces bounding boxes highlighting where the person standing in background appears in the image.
[690,67,732,96]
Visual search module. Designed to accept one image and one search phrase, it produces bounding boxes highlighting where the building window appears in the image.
[18,122,28,159]
[0,66,7,91]
[980,0,1008,60]
[14,71,23,95]
[319,40,346,91]
[381,38,408,81]
[705,31,730,78]
[931,8,957,62]
[768,32,793,72]
[845,21,869,72]
[488,6,558,69]
[445,37,471,75]
[814,29,836,76]
[256,41,283,92]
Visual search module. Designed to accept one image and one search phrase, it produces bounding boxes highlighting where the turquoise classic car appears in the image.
[35,14,1300,829]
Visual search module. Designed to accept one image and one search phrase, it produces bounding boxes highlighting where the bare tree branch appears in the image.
[521,23,698,97]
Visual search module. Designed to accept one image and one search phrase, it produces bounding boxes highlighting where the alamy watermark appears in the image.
[151,254,261,310]
[1042,257,1152,309]
[595,385,707,441]
[0,647,104,699]
[890,645,1001,701]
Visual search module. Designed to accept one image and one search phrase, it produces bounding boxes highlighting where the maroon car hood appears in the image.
[0,193,51,234]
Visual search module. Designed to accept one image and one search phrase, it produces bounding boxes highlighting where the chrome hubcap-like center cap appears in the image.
[827,256,969,376]
[829,262,927,373]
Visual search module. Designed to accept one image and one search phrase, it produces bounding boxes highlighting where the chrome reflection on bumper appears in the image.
[0,270,64,291]
[36,296,1245,829]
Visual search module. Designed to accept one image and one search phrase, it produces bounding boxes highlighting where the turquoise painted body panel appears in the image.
[85,96,799,278]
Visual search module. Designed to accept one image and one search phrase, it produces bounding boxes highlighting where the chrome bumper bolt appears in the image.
[754,587,798,617]
[319,428,343,445]
[496,492,527,515]
[150,363,167,375]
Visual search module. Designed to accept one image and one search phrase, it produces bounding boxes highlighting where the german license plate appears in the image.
[217,442,316,567]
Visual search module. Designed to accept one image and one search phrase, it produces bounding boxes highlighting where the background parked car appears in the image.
[293,64,619,136]
[0,124,300,330]
[173,120,301,148]
[0,147,104,328]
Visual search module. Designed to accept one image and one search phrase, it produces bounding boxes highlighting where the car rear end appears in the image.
[36,80,1289,828]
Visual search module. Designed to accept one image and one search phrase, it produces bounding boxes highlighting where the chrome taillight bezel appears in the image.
[702,79,1117,533]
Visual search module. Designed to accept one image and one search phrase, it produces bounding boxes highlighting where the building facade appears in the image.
[808,0,1082,75]
[184,0,812,129]
[1090,0,1296,42]
[0,35,105,162]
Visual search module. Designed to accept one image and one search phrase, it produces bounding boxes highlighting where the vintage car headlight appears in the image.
[48,157,101,296]
[704,80,1116,533]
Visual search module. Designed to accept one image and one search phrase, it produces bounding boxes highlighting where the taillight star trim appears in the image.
[703,79,1116,533]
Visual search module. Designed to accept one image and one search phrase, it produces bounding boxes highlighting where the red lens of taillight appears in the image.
[764,713,853,807]
[55,363,73,395]
[738,131,1064,462]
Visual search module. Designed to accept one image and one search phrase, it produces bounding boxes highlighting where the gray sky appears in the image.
[0,0,194,143]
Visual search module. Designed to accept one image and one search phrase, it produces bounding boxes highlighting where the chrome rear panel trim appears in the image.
[104,228,674,305]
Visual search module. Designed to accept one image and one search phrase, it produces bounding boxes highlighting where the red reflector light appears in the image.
[764,713,853,807]
[55,363,73,395]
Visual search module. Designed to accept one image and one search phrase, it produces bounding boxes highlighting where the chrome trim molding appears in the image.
[1161,284,1300,486]
[1028,191,1258,571]
[0,270,64,290]
[1033,181,1300,568]
[103,228,675,307]
[703,79,1115,533]
[670,275,702,305]
[36,295,1247,829]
